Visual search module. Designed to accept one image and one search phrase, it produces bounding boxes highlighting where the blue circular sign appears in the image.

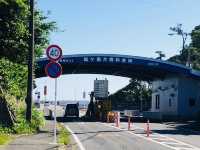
[45,62,62,78]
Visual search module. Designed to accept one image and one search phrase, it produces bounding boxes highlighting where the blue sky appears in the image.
[34,0,200,101]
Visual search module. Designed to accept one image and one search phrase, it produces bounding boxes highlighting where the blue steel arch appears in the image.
[36,54,200,80]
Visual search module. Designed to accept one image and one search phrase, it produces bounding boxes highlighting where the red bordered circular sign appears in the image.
[45,62,62,78]
[46,44,62,61]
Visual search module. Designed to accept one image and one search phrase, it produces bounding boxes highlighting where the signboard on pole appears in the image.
[45,62,62,78]
[45,44,63,144]
[46,44,62,62]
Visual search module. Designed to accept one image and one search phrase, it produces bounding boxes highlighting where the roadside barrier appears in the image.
[107,113,109,123]
[128,116,131,130]
[145,119,152,137]
[114,112,120,127]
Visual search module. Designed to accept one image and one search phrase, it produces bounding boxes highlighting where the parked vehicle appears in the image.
[64,103,79,117]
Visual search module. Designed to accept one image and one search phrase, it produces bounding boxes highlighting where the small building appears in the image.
[148,75,200,120]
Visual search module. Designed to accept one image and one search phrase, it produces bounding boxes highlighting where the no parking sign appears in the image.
[45,62,62,78]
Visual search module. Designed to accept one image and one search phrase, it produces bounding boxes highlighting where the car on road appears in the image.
[64,103,79,117]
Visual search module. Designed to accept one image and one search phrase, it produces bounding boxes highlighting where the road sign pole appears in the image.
[45,44,62,144]
[53,78,57,144]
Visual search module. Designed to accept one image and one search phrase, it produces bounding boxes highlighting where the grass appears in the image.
[58,124,70,145]
[0,134,12,145]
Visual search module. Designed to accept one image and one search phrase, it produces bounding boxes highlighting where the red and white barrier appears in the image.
[115,112,120,127]
[128,116,131,130]
[107,114,109,123]
[145,119,151,137]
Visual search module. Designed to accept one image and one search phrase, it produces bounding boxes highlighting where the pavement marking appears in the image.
[65,125,86,150]
[102,123,200,150]
[124,123,200,150]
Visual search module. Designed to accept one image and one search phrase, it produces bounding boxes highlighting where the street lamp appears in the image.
[168,24,191,67]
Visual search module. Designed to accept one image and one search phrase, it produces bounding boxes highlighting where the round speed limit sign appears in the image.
[46,44,62,61]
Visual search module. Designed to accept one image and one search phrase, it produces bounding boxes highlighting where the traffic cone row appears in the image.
[109,113,152,138]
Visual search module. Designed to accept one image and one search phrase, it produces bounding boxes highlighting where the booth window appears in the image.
[155,94,160,109]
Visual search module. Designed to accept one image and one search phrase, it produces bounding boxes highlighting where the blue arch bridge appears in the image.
[36,54,200,120]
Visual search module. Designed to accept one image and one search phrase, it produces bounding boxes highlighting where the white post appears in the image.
[53,78,57,144]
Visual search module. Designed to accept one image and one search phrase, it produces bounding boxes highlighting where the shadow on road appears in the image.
[56,116,82,122]
[152,121,200,136]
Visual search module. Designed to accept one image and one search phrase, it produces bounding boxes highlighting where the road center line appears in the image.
[65,125,86,150]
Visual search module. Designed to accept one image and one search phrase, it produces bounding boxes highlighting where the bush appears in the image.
[0,100,45,135]
[0,126,14,134]
[58,124,70,145]
[13,103,45,134]
[0,134,12,145]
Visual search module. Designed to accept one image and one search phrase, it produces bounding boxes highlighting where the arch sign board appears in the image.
[45,44,63,78]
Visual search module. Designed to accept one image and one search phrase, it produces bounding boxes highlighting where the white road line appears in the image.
[65,125,86,150]
[132,124,200,150]
[102,123,200,150]
[102,123,175,150]
[115,122,200,150]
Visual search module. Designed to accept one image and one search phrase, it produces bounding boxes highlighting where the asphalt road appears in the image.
[64,121,173,150]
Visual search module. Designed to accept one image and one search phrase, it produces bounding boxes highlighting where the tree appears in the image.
[109,79,152,111]
[0,0,56,64]
[169,24,200,70]
[168,24,191,66]
[0,0,56,124]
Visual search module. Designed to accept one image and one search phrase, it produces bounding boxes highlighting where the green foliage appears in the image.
[0,134,12,145]
[0,0,56,64]
[169,25,200,70]
[109,79,152,110]
[0,126,14,134]
[0,0,54,134]
[191,25,200,49]
[0,58,27,100]
[58,124,70,145]
[0,102,45,134]
[13,103,45,134]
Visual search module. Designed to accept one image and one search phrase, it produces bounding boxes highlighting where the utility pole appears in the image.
[26,0,34,122]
